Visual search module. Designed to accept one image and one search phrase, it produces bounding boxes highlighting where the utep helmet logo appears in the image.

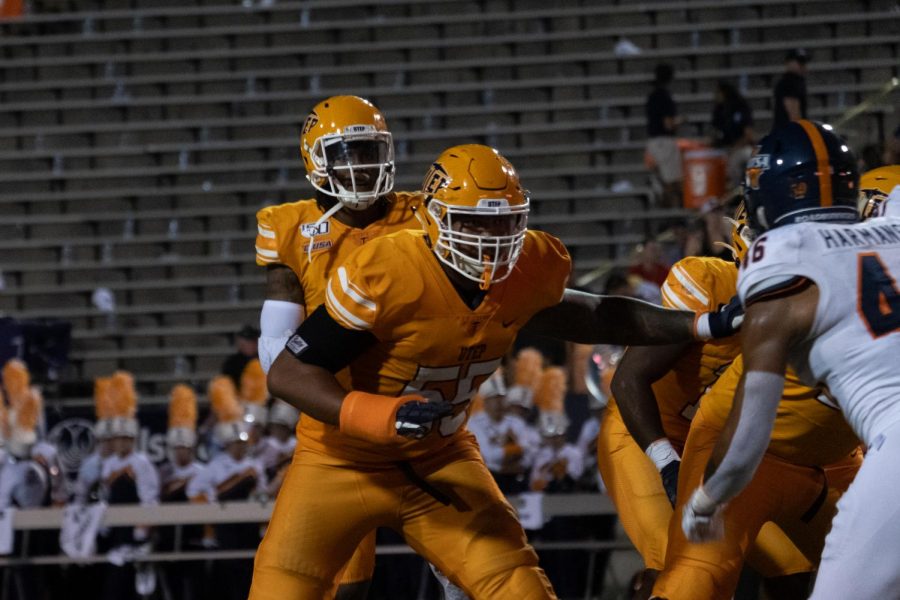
[746,153,770,190]
[300,221,330,238]
[423,162,450,195]
[301,111,319,136]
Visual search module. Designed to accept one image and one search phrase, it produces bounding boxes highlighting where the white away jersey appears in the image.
[884,185,900,218]
[737,216,900,445]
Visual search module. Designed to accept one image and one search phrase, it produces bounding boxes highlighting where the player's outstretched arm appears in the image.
[683,283,818,541]
[612,343,690,506]
[522,289,742,345]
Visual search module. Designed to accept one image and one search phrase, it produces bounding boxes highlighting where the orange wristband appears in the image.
[339,391,425,444]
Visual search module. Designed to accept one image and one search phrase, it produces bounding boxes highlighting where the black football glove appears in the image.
[395,400,454,439]
[706,294,745,339]
[660,459,681,508]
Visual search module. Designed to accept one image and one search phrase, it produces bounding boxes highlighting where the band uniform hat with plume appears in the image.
[168,384,198,448]
[108,370,139,438]
[3,359,43,459]
[210,375,250,445]
[93,376,115,440]
[534,366,567,413]
[471,368,507,414]
[268,399,300,429]
[506,347,544,409]
[0,387,7,449]
[538,410,570,438]
[240,358,269,426]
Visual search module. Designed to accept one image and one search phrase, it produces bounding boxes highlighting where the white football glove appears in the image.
[682,486,726,542]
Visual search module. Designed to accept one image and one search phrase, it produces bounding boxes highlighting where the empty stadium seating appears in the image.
[0,0,896,399]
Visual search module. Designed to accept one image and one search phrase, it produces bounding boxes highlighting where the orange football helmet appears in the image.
[722,200,755,265]
[300,95,394,210]
[858,165,900,220]
[418,144,529,289]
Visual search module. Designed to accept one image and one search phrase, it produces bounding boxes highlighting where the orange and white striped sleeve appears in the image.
[255,206,281,266]
[324,264,379,331]
[659,257,716,312]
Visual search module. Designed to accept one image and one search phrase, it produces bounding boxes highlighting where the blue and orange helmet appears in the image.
[744,120,859,232]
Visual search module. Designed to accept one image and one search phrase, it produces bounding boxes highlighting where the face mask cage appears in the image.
[859,190,888,221]
[429,198,529,287]
[307,131,395,210]
[720,216,757,263]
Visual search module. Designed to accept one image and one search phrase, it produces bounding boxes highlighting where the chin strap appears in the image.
[479,257,492,291]
[307,201,344,264]
[411,203,433,247]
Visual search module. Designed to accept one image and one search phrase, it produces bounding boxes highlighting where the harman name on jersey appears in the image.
[302,228,571,464]
[737,216,900,446]
[254,192,422,314]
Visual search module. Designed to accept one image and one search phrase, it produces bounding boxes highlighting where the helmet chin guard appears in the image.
[306,128,395,210]
[427,197,528,289]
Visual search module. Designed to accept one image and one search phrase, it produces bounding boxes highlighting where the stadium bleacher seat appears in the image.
[0,0,896,397]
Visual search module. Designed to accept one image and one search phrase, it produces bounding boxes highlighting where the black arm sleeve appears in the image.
[284,304,378,373]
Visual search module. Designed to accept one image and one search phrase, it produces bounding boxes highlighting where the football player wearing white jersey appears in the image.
[678,121,900,600]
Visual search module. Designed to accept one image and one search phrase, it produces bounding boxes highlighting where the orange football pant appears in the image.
[597,407,813,578]
[653,411,861,600]
[248,434,555,600]
[597,406,675,570]
[333,531,375,585]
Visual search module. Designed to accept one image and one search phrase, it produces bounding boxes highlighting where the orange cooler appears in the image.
[683,148,727,209]
[0,0,24,19]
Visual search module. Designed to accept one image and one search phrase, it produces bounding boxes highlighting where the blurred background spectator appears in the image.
[885,124,900,165]
[772,48,809,129]
[220,325,260,388]
[710,81,755,188]
[645,63,683,208]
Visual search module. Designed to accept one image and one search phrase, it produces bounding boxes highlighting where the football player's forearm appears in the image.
[267,353,345,426]
[613,376,669,451]
[612,344,688,450]
[524,291,694,345]
[702,371,783,504]
[590,295,695,345]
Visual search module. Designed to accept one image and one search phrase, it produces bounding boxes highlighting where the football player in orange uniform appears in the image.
[608,204,861,600]
[255,95,426,598]
[858,164,900,220]
[248,144,742,600]
[603,205,817,599]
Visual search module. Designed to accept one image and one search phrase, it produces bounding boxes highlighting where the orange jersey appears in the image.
[300,229,571,464]
[255,192,423,315]
[698,355,860,466]
[607,256,741,444]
